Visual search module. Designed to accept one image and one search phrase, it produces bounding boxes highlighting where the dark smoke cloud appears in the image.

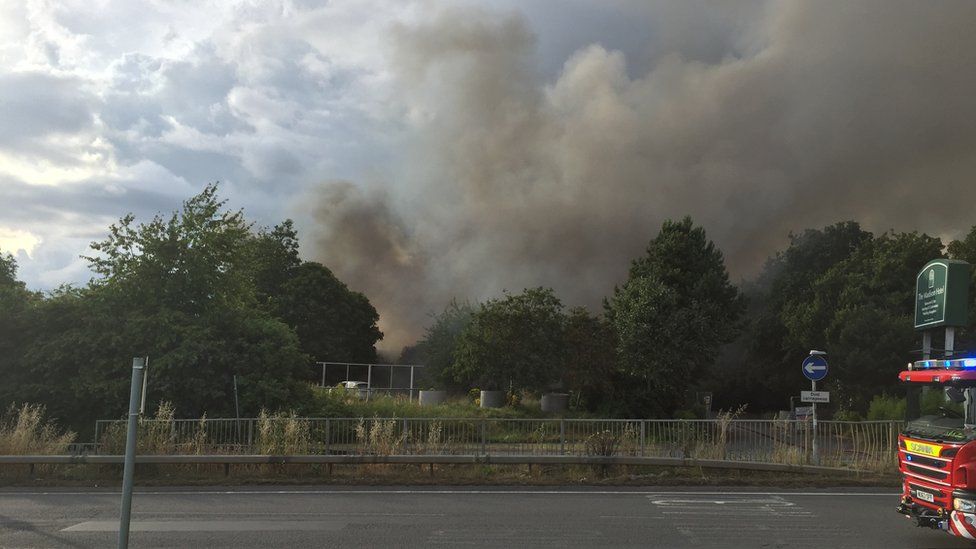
[311,1,976,352]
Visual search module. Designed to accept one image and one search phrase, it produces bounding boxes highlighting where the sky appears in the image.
[3,0,976,352]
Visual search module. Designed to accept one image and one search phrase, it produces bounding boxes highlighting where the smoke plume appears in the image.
[311,1,976,352]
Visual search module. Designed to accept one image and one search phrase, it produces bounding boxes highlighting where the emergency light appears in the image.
[912,358,976,370]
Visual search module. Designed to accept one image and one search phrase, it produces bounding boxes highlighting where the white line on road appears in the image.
[63,520,348,532]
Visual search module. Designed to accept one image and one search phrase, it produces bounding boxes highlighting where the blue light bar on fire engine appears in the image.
[912,359,976,370]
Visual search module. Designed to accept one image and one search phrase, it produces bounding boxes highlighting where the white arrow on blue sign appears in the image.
[802,355,828,381]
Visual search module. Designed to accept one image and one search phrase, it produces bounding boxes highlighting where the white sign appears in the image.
[801,390,830,403]
[794,406,814,419]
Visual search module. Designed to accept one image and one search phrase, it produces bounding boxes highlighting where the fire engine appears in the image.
[897,358,976,540]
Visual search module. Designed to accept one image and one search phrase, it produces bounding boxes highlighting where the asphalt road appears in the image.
[0,486,972,548]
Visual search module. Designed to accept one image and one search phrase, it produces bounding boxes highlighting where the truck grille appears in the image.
[906,463,949,482]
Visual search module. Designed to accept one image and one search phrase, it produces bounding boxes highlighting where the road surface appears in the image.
[0,486,970,548]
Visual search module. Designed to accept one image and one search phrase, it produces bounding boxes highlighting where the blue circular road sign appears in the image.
[802,355,829,381]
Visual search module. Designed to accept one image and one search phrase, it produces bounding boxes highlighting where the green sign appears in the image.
[914,259,970,330]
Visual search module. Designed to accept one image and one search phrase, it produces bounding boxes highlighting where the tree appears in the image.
[409,299,475,390]
[251,220,302,309]
[0,252,38,411]
[713,222,872,411]
[605,217,744,416]
[273,261,382,364]
[85,183,256,315]
[563,307,617,410]
[10,185,315,431]
[452,288,566,392]
[793,231,944,410]
[948,225,976,347]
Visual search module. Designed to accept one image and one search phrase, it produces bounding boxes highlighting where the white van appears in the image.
[338,381,369,400]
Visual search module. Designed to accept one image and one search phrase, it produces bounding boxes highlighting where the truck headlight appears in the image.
[954,498,976,513]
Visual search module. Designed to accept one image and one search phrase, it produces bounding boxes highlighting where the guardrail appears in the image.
[88,417,902,472]
[0,454,870,476]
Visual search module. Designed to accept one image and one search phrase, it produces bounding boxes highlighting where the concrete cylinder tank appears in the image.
[419,390,447,406]
[541,393,569,413]
[480,390,505,408]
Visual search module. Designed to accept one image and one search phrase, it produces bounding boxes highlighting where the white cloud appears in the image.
[0,227,42,258]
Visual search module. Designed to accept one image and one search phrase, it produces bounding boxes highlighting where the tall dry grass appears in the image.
[257,410,311,454]
[355,417,405,455]
[98,402,214,455]
[0,403,75,455]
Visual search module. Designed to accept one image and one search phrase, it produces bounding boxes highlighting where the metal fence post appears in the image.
[640,421,646,457]
[559,419,566,455]
[480,420,487,457]
[402,418,409,453]
[247,419,254,452]
[325,418,331,455]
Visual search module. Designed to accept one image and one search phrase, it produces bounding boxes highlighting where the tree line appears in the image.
[5,184,976,430]
[0,185,381,433]
[407,220,976,418]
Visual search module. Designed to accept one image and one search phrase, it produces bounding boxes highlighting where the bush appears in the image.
[672,409,698,420]
[866,395,906,420]
[833,409,864,421]
[308,387,585,420]
[584,430,621,456]
[866,389,963,420]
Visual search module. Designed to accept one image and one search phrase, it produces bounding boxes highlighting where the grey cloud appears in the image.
[0,72,95,147]
[0,177,184,227]
[310,1,976,352]
[129,144,249,189]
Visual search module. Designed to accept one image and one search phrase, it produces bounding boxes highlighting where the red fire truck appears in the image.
[897,358,976,540]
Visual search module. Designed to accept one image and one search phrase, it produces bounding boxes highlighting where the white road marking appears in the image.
[130,511,447,516]
[62,520,347,532]
[649,497,796,506]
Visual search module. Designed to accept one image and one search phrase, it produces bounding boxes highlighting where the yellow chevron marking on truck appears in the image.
[905,439,942,458]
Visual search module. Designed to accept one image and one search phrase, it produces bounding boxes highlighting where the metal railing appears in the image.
[90,418,902,472]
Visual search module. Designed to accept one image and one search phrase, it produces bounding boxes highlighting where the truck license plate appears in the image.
[915,490,935,503]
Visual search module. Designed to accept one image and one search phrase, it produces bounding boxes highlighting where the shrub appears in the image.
[866,395,906,420]
[584,430,621,456]
[833,409,864,421]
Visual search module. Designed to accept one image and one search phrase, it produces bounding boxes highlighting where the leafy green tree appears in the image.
[794,231,944,409]
[605,217,744,416]
[948,226,976,345]
[0,253,38,410]
[250,220,302,308]
[8,185,316,431]
[563,307,616,410]
[85,183,257,314]
[248,220,383,367]
[408,299,475,390]
[273,261,382,364]
[713,222,871,411]
[452,288,566,392]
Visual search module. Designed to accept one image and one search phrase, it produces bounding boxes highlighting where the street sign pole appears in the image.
[119,357,145,549]
[811,379,818,465]
[802,351,828,466]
